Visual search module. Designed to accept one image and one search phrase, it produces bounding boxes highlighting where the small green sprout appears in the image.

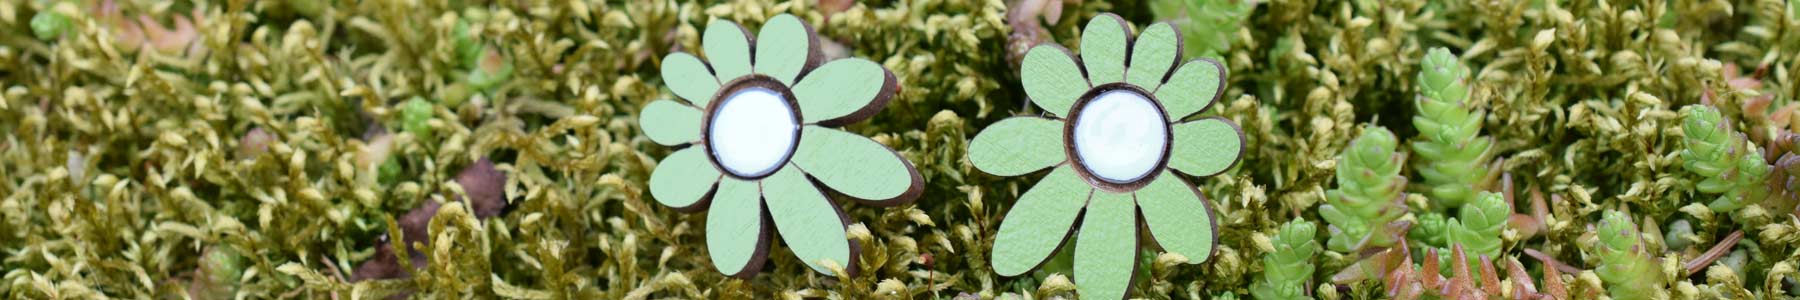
[1791,0,1799,21]
[1251,219,1318,300]
[1409,212,1449,247]
[452,15,511,92]
[466,45,514,92]
[1321,127,1408,252]
[189,246,245,300]
[1412,47,1492,210]
[1678,105,1768,214]
[1596,210,1666,300]
[30,11,72,41]
[378,157,402,186]
[453,20,484,68]
[1149,0,1254,59]
[402,97,436,142]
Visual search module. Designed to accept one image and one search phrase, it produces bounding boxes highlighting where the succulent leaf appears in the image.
[1444,192,1506,268]
[30,12,71,41]
[1411,47,1492,210]
[1595,210,1667,300]
[1678,105,1769,214]
[1409,212,1449,247]
[1251,219,1319,300]
[1149,0,1253,59]
[402,97,436,143]
[1322,127,1408,252]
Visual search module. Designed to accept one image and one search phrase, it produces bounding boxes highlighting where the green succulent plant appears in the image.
[453,19,484,68]
[378,157,403,186]
[1250,219,1318,300]
[30,11,71,41]
[1149,0,1254,60]
[451,13,512,92]
[1409,212,1449,247]
[1404,191,1506,274]
[1791,0,1799,21]
[1321,127,1408,252]
[466,45,514,91]
[189,246,246,300]
[1411,47,1492,210]
[1443,191,1506,268]
[402,97,436,142]
[1596,210,1667,300]
[1678,105,1769,214]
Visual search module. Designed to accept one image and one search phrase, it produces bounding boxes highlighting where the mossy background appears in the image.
[3,0,1800,299]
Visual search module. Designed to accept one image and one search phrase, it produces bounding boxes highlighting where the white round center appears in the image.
[1073,90,1168,184]
[708,87,799,178]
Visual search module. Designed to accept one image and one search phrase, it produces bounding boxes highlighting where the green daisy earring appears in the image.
[969,13,1243,299]
[638,14,924,278]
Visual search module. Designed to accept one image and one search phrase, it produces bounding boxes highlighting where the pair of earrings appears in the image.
[637,13,1243,299]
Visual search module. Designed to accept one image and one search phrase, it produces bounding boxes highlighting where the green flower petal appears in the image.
[1136,170,1216,263]
[991,166,1092,276]
[1074,190,1139,300]
[661,53,720,107]
[968,117,1067,176]
[1125,23,1180,90]
[1021,45,1090,117]
[1081,14,1131,85]
[792,126,922,204]
[703,19,753,81]
[706,177,769,277]
[640,100,702,146]
[754,14,818,86]
[792,58,896,125]
[1170,117,1244,177]
[649,146,720,210]
[763,164,855,275]
[1153,58,1226,121]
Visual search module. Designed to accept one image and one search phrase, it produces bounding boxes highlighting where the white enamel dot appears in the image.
[1072,90,1169,184]
[708,87,800,178]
